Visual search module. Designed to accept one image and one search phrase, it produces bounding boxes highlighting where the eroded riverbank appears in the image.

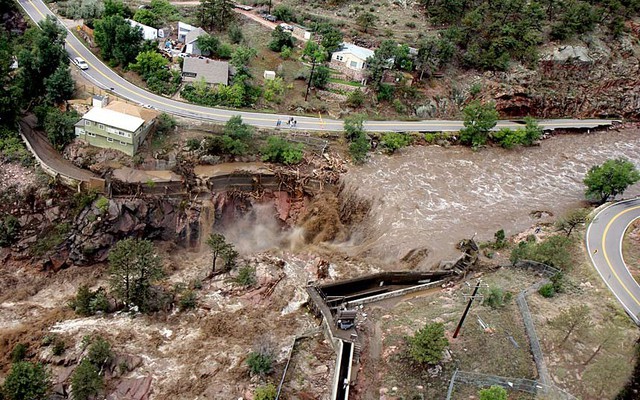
[342,127,640,267]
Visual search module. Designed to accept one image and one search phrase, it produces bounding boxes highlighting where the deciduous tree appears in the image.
[44,65,75,105]
[584,158,640,204]
[459,101,498,149]
[556,208,590,236]
[549,305,591,345]
[129,50,168,80]
[44,108,80,150]
[94,15,144,66]
[356,12,377,33]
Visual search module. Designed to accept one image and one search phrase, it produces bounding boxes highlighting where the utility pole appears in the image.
[304,58,316,102]
[453,279,484,338]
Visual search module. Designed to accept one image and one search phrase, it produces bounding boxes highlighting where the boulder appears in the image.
[107,376,153,400]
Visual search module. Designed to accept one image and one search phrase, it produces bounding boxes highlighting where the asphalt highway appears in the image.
[18,0,619,132]
[586,198,640,325]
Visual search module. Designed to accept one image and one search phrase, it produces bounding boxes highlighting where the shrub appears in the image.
[261,136,304,165]
[52,337,66,356]
[70,359,104,400]
[380,132,411,154]
[510,235,573,270]
[538,283,555,298]
[228,24,244,44]
[254,384,277,400]
[280,46,292,59]
[3,362,51,400]
[235,265,257,287]
[479,385,508,400]
[349,133,370,164]
[483,286,512,309]
[11,343,28,363]
[408,322,449,364]
[550,271,566,293]
[186,137,201,151]
[247,350,274,375]
[346,89,365,107]
[155,113,177,136]
[87,337,113,368]
[376,83,394,101]
[179,290,197,310]
[0,215,20,247]
[494,229,506,249]
[95,196,109,214]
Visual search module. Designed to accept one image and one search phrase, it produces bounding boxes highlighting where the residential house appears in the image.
[177,21,198,43]
[182,57,229,85]
[184,27,208,55]
[75,96,157,156]
[127,19,158,41]
[330,43,375,81]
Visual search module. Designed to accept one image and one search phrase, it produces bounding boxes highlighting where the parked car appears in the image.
[73,57,88,70]
[279,23,294,31]
[264,14,277,22]
[257,9,268,15]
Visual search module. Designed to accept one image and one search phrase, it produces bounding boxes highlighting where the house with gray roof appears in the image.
[185,27,208,55]
[330,43,375,81]
[181,57,229,85]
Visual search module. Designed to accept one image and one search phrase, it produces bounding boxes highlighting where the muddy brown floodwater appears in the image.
[342,128,640,267]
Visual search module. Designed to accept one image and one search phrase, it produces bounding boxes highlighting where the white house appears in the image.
[184,27,208,55]
[178,21,198,43]
[127,19,158,41]
[330,43,375,81]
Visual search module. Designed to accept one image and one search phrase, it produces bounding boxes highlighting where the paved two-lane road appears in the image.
[17,0,619,132]
[586,198,640,325]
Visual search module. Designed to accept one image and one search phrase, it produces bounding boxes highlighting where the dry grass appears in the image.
[356,268,540,399]
[527,230,639,399]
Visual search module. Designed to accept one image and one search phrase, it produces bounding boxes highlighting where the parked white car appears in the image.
[279,23,294,31]
[73,57,89,70]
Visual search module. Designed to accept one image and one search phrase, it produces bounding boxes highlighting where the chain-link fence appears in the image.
[446,261,580,400]
[445,369,579,400]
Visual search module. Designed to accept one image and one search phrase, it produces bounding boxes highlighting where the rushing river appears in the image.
[342,127,640,267]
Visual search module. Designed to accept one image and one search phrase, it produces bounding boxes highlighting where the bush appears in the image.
[376,83,394,101]
[538,283,555,298]
[494,229,506,249]
[479,385,508,400]
[70,359,104,400]
[11,343,28,363]
[246,350,274,375]
[95,196,109,214]
[261,136,304,165]
[346,89,365,107]
[52,337,66,356]
[70,285,110,316]
[155,113,177,136]
[185,138,201,151]
[235,265,257,287]
[280,46,292,59]
[0,215,20,247]
[510,235,573,270]
[483,286,512,309]
[380,132,411,154]
[3,362,51,400]
[228,24,244,44]
[273,4,295,21]
[349,133,370,164]
[254,384,277,400]
[179,290,197,310]
[408,322,449,364]
[87,337,113,368]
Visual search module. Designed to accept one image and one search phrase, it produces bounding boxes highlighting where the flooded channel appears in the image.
[342,128,640,267]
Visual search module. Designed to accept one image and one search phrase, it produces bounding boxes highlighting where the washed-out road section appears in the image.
[19,0,618,133]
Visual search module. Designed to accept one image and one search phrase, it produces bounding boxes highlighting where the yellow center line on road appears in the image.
[25,0,615,130]
[601,205,640,307]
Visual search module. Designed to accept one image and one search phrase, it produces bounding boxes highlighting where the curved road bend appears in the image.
[586,198,640,325]
[18,0,618,132]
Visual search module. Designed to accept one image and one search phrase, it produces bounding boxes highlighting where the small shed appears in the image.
[263,70,276,80]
